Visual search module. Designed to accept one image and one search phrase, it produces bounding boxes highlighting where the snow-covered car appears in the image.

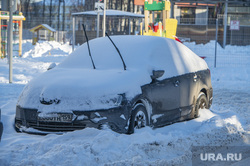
[15,35,213,134]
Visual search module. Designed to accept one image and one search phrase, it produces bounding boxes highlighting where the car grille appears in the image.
[27,121,86,132]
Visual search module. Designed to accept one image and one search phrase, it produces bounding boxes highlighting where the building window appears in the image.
[180,7,195,24]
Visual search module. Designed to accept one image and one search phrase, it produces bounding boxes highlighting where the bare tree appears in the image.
[71,0,85,13]
[57,0,65,31]
[19,0,31,28]
[62,0,65,31]
[43,0,46,22]
[24,0,31,18]
[49,0,52,26]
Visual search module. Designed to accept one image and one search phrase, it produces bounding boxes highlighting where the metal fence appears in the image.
[73,15,143,45]
[22,29,70,43]
[22,15,142,44]
[22,14,250,45]
[177,16,250,68]
[21,15,250,68]
[184,41,250,68]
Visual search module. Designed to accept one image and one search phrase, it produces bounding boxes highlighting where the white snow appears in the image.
[72,9,144,18]
[41,24,57,32]
[0,39,249,165]
[152,114,164,123]
[120,114,126,120]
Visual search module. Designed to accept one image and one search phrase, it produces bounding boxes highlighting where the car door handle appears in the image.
[193,74,197,82]
[174,80,179,87]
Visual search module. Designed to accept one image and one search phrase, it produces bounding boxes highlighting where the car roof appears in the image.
[58,35,208,79]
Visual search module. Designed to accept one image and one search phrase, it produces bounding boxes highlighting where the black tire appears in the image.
[194,92,208,118]
[128,104,149,134]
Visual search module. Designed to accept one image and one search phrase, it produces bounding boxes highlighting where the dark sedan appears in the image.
[15,35,212,134]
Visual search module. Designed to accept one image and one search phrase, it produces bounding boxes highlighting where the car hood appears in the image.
[17,67,151,113]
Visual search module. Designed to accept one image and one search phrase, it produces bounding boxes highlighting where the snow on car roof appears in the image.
[59,35,208,79]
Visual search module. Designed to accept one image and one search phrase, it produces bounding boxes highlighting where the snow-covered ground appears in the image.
[0,39,249,165]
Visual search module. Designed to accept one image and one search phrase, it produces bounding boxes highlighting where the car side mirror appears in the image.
[151,70,165,80]
[47,63,56,70]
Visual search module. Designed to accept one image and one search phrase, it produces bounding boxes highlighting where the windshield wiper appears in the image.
[105,33,126,71]
[82,24,96,69]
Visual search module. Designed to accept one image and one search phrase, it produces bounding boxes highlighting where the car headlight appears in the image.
[114,94,126,106]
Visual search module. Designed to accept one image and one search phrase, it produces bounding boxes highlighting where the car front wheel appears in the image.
[128,104,149,134]
[194,92,208,118]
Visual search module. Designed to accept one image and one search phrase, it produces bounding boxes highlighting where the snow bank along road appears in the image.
[0,40,249,165]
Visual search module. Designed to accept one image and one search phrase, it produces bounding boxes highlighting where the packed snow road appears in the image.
[0,40,249,165]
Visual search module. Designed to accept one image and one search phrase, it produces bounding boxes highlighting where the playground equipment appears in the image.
[0,11,25,58]
[30,24,56,45]
[141,0,178,40]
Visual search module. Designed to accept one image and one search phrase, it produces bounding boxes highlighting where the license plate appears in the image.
[38,113,73,123]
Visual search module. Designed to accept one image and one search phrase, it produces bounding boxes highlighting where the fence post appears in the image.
[214,18,218,68]
[8,1,14,83]
[129,18,131,35]
[223,0,228,48]
[72,16,75,52]
[97,12,100,38]
[102,0,106,37]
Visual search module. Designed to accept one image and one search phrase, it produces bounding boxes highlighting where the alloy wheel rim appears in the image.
[134,110,146,129]
[199,98,206,109]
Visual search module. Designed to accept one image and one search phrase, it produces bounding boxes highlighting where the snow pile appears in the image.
[0,38,249,165]
[22,40,72,58]
[0,40,71,84]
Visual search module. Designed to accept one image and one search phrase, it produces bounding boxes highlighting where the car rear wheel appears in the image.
[128,104,149,134]
[194,92,208,118]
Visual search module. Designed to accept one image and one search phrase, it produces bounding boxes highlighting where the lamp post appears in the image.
[102,0,106,37]
[8,2,13,83]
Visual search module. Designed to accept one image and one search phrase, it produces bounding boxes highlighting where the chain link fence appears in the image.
[22,15,142,45]
[21,15,250,68]
[22,16,72,43]
[177,16,250,68]
[74,15,142,45]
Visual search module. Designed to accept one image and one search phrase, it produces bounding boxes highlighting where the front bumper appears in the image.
[15,105,131,134]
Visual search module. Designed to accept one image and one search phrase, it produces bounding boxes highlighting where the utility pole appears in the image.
[97,12,100,37]
[9,3,13,83]
[102,0,106,37]
[58,0,61,42]
[2,0,17,83]
[95,1,104,38]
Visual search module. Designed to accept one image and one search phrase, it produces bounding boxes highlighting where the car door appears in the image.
[144,76,181,127]
[179,72,198,117]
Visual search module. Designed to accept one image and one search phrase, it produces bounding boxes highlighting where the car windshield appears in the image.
[58,37,138,70]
